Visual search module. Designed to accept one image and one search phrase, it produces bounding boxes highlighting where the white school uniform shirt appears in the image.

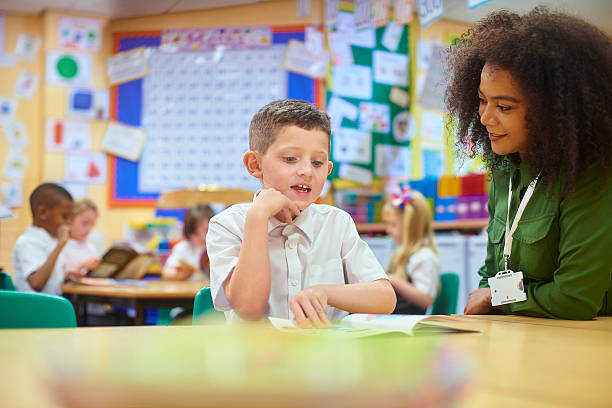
[62,238,100,275]
[404,247,440,298]
[12,226,66,295]
[164,240,208,281]
[207,202,388,322]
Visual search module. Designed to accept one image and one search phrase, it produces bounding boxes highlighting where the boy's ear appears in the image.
[36,205,50,221]
[243,151,263,179]
[327,160,333,176]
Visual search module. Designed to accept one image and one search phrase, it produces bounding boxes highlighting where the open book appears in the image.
[269,314,478,337]
[87,246,156,280]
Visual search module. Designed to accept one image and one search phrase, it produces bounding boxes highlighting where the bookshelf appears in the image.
[355,219,488,234]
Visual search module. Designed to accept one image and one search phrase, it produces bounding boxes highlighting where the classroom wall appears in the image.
[0,13,45,272]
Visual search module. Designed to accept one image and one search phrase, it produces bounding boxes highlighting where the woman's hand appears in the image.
[464,288,493,314]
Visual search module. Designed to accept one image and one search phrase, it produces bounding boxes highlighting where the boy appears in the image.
[13,183,74,295]
[207,99,396,328]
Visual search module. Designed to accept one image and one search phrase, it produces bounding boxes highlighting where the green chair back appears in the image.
[431,273,459,315]
[192,286,223,324]
[0,291,77,329]
[0,271,15,291]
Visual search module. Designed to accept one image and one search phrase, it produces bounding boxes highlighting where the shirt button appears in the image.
[288,241,297,249]
[290,280,298,287]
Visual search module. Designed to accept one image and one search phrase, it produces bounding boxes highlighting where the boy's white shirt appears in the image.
[207,201,388,322]
[62,238,99,274]
[12,226,65,295]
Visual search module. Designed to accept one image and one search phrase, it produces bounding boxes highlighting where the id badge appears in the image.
[488,270,527,306]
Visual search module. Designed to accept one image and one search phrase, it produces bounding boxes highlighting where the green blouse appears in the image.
[478,158,612,319]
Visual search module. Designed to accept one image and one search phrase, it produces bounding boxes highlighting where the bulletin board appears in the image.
[326,11,411,183]
[109,26,321,207]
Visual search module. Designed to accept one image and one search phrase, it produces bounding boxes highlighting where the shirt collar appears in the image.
[503,155,536,190]
[253,191,314,243]
[27,225,55,242]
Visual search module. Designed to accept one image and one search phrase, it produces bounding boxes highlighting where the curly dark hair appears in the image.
[445,7,612,192]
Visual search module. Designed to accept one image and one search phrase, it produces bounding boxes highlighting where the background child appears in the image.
[62,198,102,279]
[162,204,214,281]
[13,183,73,294]
[382,185,440,314]
[207,99,396,328]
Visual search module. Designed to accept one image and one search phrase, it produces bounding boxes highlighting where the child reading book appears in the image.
[382,185,440,314]
[62,198,102,279]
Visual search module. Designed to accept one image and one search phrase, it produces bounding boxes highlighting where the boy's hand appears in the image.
[57,225,71,247]
[80,257,102,272]
[176,261,196,280]
[290,285,332,329]
[251,188,301,223]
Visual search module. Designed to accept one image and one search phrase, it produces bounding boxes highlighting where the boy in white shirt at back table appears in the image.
[207,99,396,328]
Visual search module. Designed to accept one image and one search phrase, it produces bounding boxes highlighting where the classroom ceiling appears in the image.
[0,0,610,35]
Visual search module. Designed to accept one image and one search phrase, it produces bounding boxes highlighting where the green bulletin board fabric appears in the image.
[327,21,410,179]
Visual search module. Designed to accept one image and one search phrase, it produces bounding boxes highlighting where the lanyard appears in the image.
[504,173,540,271]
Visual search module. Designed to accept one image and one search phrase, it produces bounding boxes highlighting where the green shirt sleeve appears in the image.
[477,176,499,289]
[499,171,612,319]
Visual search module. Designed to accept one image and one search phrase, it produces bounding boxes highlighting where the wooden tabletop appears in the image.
[60,280,207,299]
[0,315,610,407]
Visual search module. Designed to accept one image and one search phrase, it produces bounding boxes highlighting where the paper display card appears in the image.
[327,31,353,66]
[338,163,373,186]
[421,110,445,143]
[1,182,22,208]
[101,123,147,162]
[333,127,372,164]
[0,53,15,68]
[2,121,29,150]
[417,0,444,27]
[389,86,410,108]
[46,51,92,86]
[45,119,92,152]
[375,144,411,177]
[332,65,372,100]
[305,27,325,55]
[0,96,17,122]
[107,47,149,85]
[359,101,390,133]
[67,88,109,120]
[64,152,107,184]
[281,40,329,79]
[354,0,374,30]
[373,0,391,28]
[381,22,403,52]
[14,71,39,99]
[467,0,493,9]
[58,17,102,52]
[394,0,415,25]
[373,50,409,87]
[160,27,272,53]
[0,202,14,220]
[423,147,444,177]
[60,182,88,199]
[419,43,447,111]
[270,314,477,337]
[327,96,358,131]
[15,34,41,61]
[392,110,415,142]
[297,0,311,18]
[336,12,376,49]
[325,0,340,28]
[3,149,28,180]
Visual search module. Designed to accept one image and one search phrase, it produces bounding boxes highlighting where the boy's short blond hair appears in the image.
[73,198,98,216]
[249,99,331,154]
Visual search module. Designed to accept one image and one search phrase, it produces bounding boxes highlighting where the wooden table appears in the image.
[61,280,207,325]
[0,315,610,407]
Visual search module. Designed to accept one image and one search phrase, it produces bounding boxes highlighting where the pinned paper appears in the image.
[375,144,411,177]
[58,17,102,52]
[327,96,358,131]
[333,127,372,164]
[392,111,415,142]
[297,0,311,18]
[3,121,29,150]
[381,22,403,52]
[325,0,340,28]
[282,40,329,79]
[389,87,410,108]
[327,32,353,66]
[305,27,325,56]
[417,0,443,27]
[373,0,391,28]
[45,119,91,152]
[417,40,435,71]
[419,43,447,111]
[3,149,28,180]
[46,51,92,86]
[337,12,375,49]
[339,163,373,186]
[0,53,15,68]
[0,202,14,220]
[14,71,39,99]
[359,102,390,133]
[60,182,88,199]
[15,34,40,61]
[67,88,109,120]
[1,182,22,208]
[102,123,147,162]
[373,50,408,86]
[423,147,444,177]
[467,0,493,9]
[65,153,107,183]
[332,65,372,100]
[393,0,415,25]
[421,110,445,143]
[0,96,17,122]
[107,47,148,85]
[354,0,374,30]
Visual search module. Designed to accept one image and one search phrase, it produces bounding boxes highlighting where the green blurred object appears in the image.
[0,291,77,329]
[0,271,15,291]
[157,308,174,325]
[192,286,223,324]
[431,273,459,315]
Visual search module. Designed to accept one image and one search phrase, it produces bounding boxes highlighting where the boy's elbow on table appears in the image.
[376,279,397,314]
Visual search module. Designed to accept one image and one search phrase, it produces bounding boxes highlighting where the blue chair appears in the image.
[0,291,77,329]
[0,271,15,291]
[431,273,460,315]
[192,286,224,324]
